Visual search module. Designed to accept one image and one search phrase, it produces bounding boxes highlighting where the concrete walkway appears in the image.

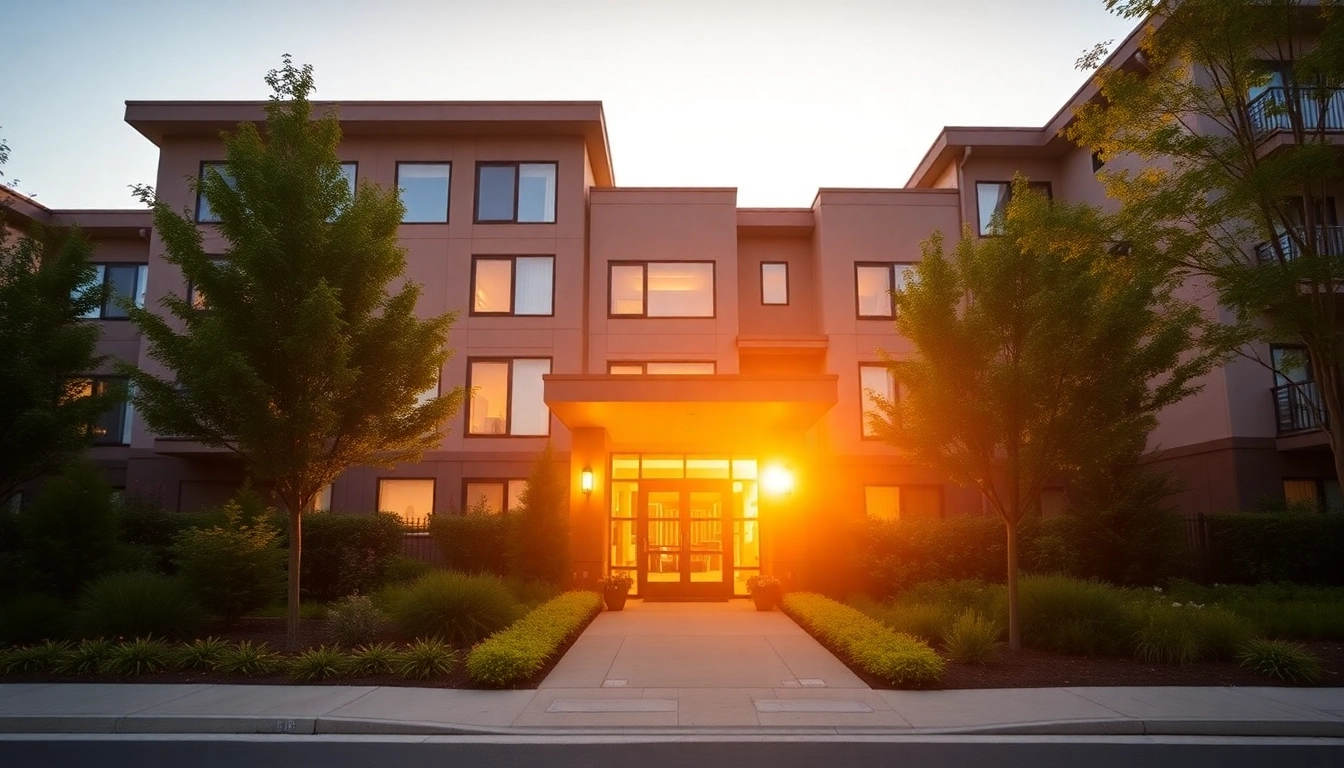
[0,600,1342,737]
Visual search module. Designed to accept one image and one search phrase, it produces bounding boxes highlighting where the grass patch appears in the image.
[942,609,999,664]
[384,572,524,646]
[466,591,602,688]
[101,638,177,676]
[1237,638,1324,683]
[783,592,943,688]
[288,645,352,682]
[396,638,459,680]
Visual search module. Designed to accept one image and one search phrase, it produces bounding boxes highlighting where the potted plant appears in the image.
[747,574,782,611]
[598,572,634,611]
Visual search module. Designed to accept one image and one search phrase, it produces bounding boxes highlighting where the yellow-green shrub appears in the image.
[466,591,600,687]
[783,592,944,688]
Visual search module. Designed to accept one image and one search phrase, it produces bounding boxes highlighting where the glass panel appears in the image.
[103,265,139,319]
[609,364,644,375]
[860,365,893,437]
[517,163,556,223]
[415,371,439,407]
[610,265,645,315]
[732,459,758,480]
[77,265,105,318]
[646,491,681,582]
[611,520,637,568]
[339,163,358,199]
[690,491,722,519]
[378,478,435,525]
[506,479,527,512]
[736,479,759,519]
[91,378,127,445]
[398,163,450,223]
[733,568,758,597]
[509,359,551,436]
[641,456,684,479]
[315,484,332,512]
[477,165,516,221]
[977,181,1010,236]
[856,265,893,318]
[196,163,234,223]
[611,481,638,517]
[134,265,148,308]
[734,520,761,567]
[465,482,504,514]
[690,552,722,582]
[645,362,715,375]
[865,486,900,520]
[647,263,713,317]
[514,256,553,315]
[1284,479,1318,507]
[468,361,509,434]
[686,458,729,479]
[761,262,788,304]
[611,456,640,480]
[474,259,513,313]
[689,491,723,583]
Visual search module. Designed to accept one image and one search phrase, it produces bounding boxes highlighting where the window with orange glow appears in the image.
[761,262,789,305]
[472,256,554,315]
[463,479,526,514]
[865,485,942,520]
[608,262,714,318]
[855,263,914,319]
[607,361,716,375]
[378,478,435,525]
[467,358,551,436]
[859,364,895,438]
[70,376,133,445]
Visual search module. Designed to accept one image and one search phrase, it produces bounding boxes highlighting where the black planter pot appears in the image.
[604,587,629,611]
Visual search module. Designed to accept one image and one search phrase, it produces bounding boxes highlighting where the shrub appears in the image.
[100,638,177,676]
[17,462,130,597]
[1192,607,1253,661]
[383,555,433,586]
[57,638,113,675]
[1,640,72,674]
[216,641,284,676]
[857,517,1005,598]
[116,494,223,575]
[509,444,569,584]
[1238,638,1324,683]
[75,572,206,640]
[386,571,524,646]
[176,637,233,671]
[782,592,944,688]
[1205,513,1344,585]
[0,593,72,645]
[1017,576,1133,655]
[943,609,1000,664]
[506,578,563,608]
[350,642,400,676]
[171,503,285,622]
[466,591,602,687]
[430,509,513,576]
[396,637,459,680]
[288,645,352,682]
[292,512,406,601]
[873,603,957,645]
[328,594,389,648]
[1133,606,1205,665]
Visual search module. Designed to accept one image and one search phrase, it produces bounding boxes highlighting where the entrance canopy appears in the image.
[544,374,837,449]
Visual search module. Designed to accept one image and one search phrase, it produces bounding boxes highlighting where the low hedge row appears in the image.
[466,591,602,687]
[1204,513,1344,585]
[782,592,944,688]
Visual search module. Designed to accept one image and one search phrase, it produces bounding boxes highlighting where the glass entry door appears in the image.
[638,481,731,599]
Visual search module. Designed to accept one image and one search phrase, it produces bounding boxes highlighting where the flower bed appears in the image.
[466,591,602,687]
[782,592,944,688]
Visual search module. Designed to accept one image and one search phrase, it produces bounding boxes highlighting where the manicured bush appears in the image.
[1237,638,1324,683]
[171,503,285,622]
[873,603,957,645]
[288,645,352,681]
[1205,513,1344,585]
[385,571,524,646]
[0,592,72,645]
[17,462,133,597]
[430,509,513,576]
[466,591,601,687]
[857,517,1005,598]
[383,555,433,585]
[396,637,459,680]
[116,494,223,575]
[782,592,944,688]
[1133,605,1205,665]
[0,640,72,674]
[942,609,1000,664]
[292,512,406,601]
[100,638,177,676]
[216,641,284,676]
[57,638,113,675]
[75,572,206,640]
[509,444,569,584]
[350,642,400,676]
[1167,581,1344,641]
[1017,576,1134,656]
[328,594,389,647]
[176,637,233,671]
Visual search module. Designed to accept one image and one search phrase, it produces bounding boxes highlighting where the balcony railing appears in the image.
[1255,226,1344,263]
[1273,380,1325,434]
[1248,86,1344,139]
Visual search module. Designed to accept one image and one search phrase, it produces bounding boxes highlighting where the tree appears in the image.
[1070,0,1344,488]
[510,442,570,584]
[871,182,1230,650]
[124,57,463,648]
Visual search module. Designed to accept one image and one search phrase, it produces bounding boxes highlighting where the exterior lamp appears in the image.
[761,464,795,496]
[581,466,594,495]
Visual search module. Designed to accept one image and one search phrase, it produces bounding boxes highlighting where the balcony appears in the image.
[1255,226,1344,263]
[1248,86,1344,140]
[1273,380,1325,435]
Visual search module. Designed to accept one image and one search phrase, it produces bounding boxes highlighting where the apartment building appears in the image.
[6,14,1341,597]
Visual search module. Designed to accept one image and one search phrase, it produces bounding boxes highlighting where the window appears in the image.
[761,262,789,305]
[1271,344,1311,386]
[608,362,716,375]
[77,264,147,319]
[463,479,528,514]
[609,262,715,318]
[865,485,942,520]
[472,256,554,316]
[475,162,557,223]
[467,358,551,436]
[187,257,227,311]
[1091,151,1106,173]
[74,376,133,445]
[197,161,356,223]
[377,478,435,525]
[855,263,912,319]
[976,181,1052,236]
[397,162,451,223]
[315,484,332,512]
[860,364,894,439]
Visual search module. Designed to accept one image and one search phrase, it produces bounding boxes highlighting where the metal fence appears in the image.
[399,519,446,567]
[1182,513,1211,583]
[1248,86,1344,138]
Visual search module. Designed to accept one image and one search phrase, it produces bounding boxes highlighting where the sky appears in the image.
[3,0,1138,209]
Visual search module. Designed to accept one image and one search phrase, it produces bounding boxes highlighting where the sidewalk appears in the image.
[0,600,1341,737]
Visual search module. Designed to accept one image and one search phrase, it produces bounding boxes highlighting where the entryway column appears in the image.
[569,426,610,590]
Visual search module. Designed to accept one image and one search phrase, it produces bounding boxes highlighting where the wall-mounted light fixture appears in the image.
[762,463,795,496]
[581,466,594,495]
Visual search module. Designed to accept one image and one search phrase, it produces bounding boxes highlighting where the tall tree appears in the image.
[871,182,1231,650]
[1070,0,1344,487]
[124,57,463,648]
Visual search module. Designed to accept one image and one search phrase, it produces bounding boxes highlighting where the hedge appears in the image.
[429,513,512,576]
[465,591,601,687]
[1205,513,1344,585]
[783,592,944,688]
[286,512,407,601]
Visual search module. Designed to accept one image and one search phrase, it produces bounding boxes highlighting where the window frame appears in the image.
[975,180,1053,237]
[79,375,133,446]
[469,255,556,317]
[197,160,357,224]
[375,477,437,526]
[473,161,558,224]
[395,161,452,224]
[859,363,896,440]
[606,361,718,375]
[760,261,790,305]
[865,484,945,520]
[461,478,528,514]
[607,260,717,319]
[186,256,228,312]
[79,263,148,321]
[465,357,553,438]
[854,262,913,320]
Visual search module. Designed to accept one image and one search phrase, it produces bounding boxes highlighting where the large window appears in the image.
[472,256,554,316]
[397,162,451,223]
[761,262,789,305]
[976,180,1052,236]
[860,364,894,439]
[187,257,228,311]
[609,261,715,318]
[463,479,528,514]
[864,485,942,520]
[378,478,435,525]
[855,263,912,319]
[197,161,356,223]
[608,361,716,375]
[475,162,557,223]
[467,358,551,436]
[74,376,133,446]
[78,264,147,319]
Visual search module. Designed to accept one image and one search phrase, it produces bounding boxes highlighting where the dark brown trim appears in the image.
[394,161,452,224]
[1144,436,1278,462]
[974,180,1053,237]
[374,476,437,522]
[468,254,556,317]
[473,161,558,224]
[460,477,528,514]
[854,262,897,320]
[465,357,554,438]
[858,363,894,441]
[82,262,148,321]
[606,260,717,319]
[195,160,228,224]
[760,261,789,306]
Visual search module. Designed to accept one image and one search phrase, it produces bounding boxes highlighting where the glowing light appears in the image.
[581,466,594,495]
[761,464,794,496]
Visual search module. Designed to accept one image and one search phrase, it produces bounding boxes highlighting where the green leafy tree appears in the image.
[1070,0,1344,486]
[871,182,1231,649]
[17,461,131,598]
[123,57,463,648]
[171,501,285,622]
[510,443,570,584]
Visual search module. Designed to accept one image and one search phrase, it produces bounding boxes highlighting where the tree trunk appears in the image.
[286,506,302,651]
[1006,520,1021,652]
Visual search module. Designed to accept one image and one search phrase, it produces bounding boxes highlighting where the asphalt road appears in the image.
[3,735,1343,768]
